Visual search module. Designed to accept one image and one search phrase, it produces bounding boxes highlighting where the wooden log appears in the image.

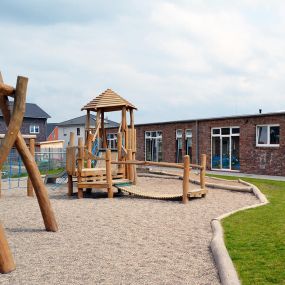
[101,111,107,148]
[0,92,58,231]
[0,76,28,166]
[77,138,84,199]
[105,149,113,198]
[0,223,15,273]
[132,152,137,185]
[0,170,1,198]
[117,132,124,175]
[87,134,92,168]
[127,149,133,181]
[182,155,190,204]
[27,138,35,197]
[200,154,207,190]
[0,83,15,97]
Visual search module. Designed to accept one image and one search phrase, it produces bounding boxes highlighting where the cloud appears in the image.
[0,1,285,124]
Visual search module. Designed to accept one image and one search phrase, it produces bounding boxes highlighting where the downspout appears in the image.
[195,120,199,164]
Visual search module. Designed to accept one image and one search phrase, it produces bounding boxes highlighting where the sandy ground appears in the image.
[0,176,259,285]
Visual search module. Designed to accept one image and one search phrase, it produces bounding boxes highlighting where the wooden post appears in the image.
[133,129,137,184]
[95,109,101,147]
[130,109,135,150]
[27,138,35,197]
[122,107,127,149]
[200,154,206,190]
[87,134,92,168]
[101,111,107,148]
[182,155,190,204]
[127,149,133,181]
[0,223,15,273]
[77,138,84,199]
[67,132,75,196]
[117,132,124,174]
[106,149,113,198]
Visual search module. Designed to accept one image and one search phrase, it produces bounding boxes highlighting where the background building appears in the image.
[133,111,284,176]
[0,102,50,143]
[48,114,119,147]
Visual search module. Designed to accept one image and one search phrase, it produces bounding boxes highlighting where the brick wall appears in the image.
[134,114,285,176]
[106,114,285,176]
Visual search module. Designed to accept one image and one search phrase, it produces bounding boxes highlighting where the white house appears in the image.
[53,114,119,148]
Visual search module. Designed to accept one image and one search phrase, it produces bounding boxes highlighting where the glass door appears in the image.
[211,127,240,171]
[145,131,162,162]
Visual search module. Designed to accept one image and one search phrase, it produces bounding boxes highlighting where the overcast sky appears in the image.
[1,1,285,123]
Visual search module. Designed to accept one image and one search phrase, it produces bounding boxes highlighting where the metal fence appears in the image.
[1,148,66,190]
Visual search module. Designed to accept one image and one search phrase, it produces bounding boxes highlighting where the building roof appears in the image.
[134,111,285,127]
[0,102,50,119]
[81,88,137,111]
[57,114,119,128]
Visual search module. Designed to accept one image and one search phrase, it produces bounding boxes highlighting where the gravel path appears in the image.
[0,177,259,285]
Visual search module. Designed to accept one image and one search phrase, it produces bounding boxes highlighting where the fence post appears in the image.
[182,155,190,204]
[27,138,35,197]
[200,154,206,191]
[106,149,113,198]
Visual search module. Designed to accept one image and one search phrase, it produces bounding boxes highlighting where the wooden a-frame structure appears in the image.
[0,72,58,274]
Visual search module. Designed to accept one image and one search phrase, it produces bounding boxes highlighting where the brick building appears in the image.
[0,103,50,142]
[132,112,285,176]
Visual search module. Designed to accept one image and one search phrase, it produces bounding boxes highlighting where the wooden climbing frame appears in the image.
[0,72,58,274]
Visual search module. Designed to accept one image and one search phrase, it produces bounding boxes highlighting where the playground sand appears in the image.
[0,177,259,285]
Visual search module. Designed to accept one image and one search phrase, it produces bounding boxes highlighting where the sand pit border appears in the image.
[210,179,269,285]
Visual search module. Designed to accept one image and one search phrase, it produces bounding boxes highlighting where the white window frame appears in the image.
[107,133,118,149]
[144,131,162,161]
[176,129,183,139]
[30,125,40,134]
[256,124,280,147]
[185,129,192,138]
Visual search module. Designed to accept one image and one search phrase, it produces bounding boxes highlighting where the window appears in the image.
[185,129,192,161]
[107,133,118,149]
[176,129,183,163]
[30,125,39,134]
[256,125,280,146]
[77,128,80,136]
[145,131,162,162]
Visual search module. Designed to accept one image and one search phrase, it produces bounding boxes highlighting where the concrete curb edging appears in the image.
[210,180,269,285]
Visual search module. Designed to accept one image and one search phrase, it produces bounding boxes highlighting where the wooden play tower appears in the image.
[66,89,207,202]
[66,89,138,198]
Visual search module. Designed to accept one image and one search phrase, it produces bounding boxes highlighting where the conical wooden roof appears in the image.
[81,89,137,111]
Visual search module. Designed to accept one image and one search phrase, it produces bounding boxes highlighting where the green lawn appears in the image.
[208,174,285,285]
